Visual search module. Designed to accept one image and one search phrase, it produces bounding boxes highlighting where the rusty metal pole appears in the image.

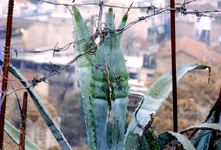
[19,92,28,150]
[170,0,178,133]
[0,0,15,148]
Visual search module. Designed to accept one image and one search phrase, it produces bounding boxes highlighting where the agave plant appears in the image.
[67,6,221,150]
[2,6,221,150]
[68,6,129,150]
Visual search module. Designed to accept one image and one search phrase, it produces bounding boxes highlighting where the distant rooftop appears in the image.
[12,50,75,65]
[157,37,221,63]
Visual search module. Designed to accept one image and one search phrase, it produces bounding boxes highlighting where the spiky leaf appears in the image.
[158,131,196,150]
[91,8,129,150]
[191,98,221,150]
[0,60,71,150]
[125,64,209,147]
[68,6,129,149]
[4,120,40,150]
[67,6,97,149]
[180,123,221,134]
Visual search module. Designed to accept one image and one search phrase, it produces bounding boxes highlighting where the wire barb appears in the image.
[1,2,221,146]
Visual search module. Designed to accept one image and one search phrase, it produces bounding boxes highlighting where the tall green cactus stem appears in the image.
[69,6,129,150]
[68,7,97,149]
[91,8,129,150]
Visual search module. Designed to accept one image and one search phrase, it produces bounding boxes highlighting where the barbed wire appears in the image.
[2,0,221,57]
[2,0,220,57]
[38,0,221,16]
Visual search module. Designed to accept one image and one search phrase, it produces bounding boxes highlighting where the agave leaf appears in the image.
[69,6,129,149]
[67,6,97,149]
[215,140,221,150]
[125,64,209,145]
[144,128,161,150]
[180,123,221,134]
[91,8,129,150]
[124,132,149,150]
[158,131,196,150]
[1,60,71,150]
[181,123,221,150]
[125,128,160,150]
[157,132,174,148]
[193,130,212,150]
[4,120,40,150]
[191,98,220,150]
[116,9,128,40]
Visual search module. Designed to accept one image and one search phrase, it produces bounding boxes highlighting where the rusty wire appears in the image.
[2,0,221,56]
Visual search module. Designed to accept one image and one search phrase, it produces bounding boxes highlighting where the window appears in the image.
[24,61,38,70]
[129,73,137,79]
[41,63,52,71]
[143,54,157,69]
[11,59,21,69]
[147,73,153,78]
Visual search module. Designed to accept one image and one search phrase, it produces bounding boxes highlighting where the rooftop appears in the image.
[157,37,221,63]
[0,72,41,89]
[27,98,58,122]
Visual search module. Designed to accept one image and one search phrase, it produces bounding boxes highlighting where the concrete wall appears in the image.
[211,21,221,43]
[176,21,195,39]
[157,52,197,71]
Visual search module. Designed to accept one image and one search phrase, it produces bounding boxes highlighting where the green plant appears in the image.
[2,6,221,150]
[68,6,129,150]
[1,60,72,150]
[66,6,221,150]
